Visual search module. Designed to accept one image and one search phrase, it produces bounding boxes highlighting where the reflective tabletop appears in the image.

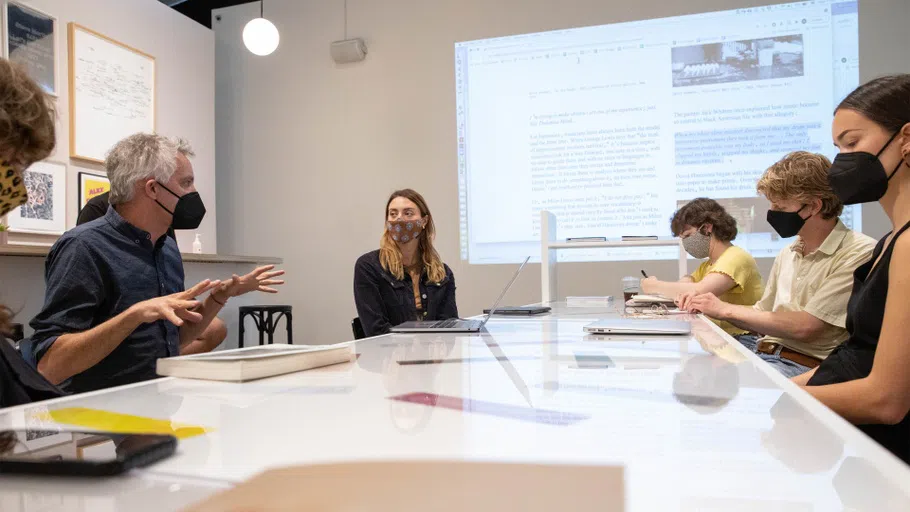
[1,303,909,511]
[0,472,229,512]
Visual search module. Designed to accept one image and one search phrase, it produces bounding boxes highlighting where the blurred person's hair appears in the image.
[0,58,56,337]
[0,59,55,167]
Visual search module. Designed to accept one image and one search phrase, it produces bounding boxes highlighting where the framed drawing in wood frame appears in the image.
[3,1,58,96]
[68,23,155,163]
[6,160,66,235]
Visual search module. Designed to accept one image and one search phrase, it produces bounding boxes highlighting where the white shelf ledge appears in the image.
[540,211,687,303]
[0,245,282,265]
[546,240,681,249]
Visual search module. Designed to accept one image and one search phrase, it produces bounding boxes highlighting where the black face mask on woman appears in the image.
[155,182,206,230]
[828,131,904,205]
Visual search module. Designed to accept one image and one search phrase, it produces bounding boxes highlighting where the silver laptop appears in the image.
[391,256,530,333]
[584,318,691,335]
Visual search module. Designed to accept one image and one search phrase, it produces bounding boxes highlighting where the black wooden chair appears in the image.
[239,305,293,348]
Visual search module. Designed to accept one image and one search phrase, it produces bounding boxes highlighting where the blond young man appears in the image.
[681,151,875,377]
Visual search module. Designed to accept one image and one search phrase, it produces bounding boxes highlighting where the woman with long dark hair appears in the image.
[353,189,457,337]
[792,74,910,463]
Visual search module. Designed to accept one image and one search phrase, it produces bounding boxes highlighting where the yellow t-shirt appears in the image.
[690,245,763,336]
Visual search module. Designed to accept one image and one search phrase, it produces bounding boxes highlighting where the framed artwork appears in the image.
[17,426,72,452]
[3,1,57,96]
[68,23,155,163]
[6,160,66,234]
[2,406,74,454]
[78,171,109,210]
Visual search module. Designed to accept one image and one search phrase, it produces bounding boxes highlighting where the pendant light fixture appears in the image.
[243,0,279,56]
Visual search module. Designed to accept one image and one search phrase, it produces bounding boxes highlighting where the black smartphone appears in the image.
[0,430,177,476]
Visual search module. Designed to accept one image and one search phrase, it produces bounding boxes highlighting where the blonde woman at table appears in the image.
[792,74,910,464]
[640,198,763,335]
[0,59,64,407]
[354,189,458,337]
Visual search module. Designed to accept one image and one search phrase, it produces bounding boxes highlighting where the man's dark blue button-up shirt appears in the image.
[23,206,184,394]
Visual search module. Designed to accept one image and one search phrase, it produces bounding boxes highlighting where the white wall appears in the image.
[214,0,910,346]
[4,0,217,252]
[5,0,217,250]
[0,0,263,345]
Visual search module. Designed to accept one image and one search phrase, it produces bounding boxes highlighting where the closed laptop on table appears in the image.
[584,318,691,335]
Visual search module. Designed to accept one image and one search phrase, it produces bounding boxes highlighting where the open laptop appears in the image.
[391,256,530,333]
[584,318,691,335]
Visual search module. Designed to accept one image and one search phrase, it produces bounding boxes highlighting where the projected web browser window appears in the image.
[455,0,859,264]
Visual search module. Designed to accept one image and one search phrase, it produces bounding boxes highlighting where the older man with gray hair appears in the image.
[76,142,229,356]
[23,133,284,394]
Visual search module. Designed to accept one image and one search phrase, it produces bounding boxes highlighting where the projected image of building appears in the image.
[672,34,805,87]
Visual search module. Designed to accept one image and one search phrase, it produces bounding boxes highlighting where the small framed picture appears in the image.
[2,406,74,454]
[78,171,110,211]
[7,160,66,234]
[3,1,58,96]
[18,426,72,452]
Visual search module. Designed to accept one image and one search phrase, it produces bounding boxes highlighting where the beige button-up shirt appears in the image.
[754,220,875,359]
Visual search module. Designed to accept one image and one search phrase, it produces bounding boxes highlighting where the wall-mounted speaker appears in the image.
[330,38,367,64]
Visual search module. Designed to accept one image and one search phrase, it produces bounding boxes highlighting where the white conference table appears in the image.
[2,302,910,511]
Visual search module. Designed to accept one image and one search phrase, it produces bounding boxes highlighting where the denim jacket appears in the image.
[353,250,458,337]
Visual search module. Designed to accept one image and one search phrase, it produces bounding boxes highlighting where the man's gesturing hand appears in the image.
[130,279,220,327]
[213,265,286,302]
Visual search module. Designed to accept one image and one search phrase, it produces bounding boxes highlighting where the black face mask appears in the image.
[155,182,206,230]
[828,131,904,205]
[767,204,809,239]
